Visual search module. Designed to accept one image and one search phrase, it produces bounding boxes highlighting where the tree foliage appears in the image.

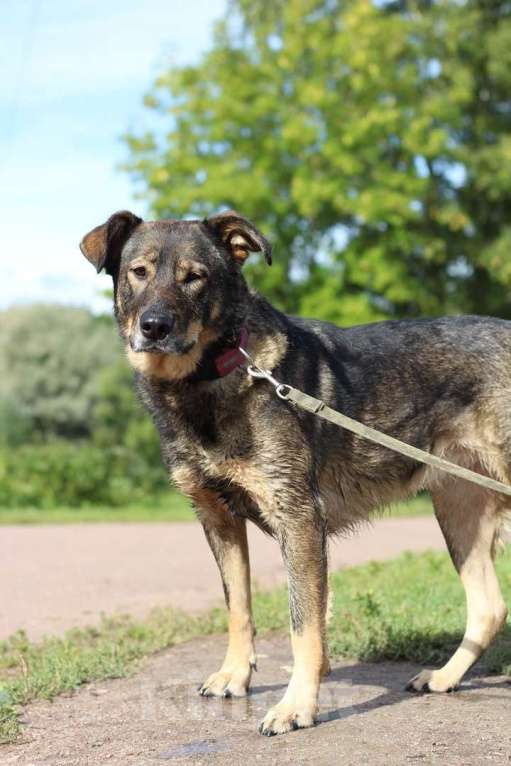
[92,358,162,465]
[0,441,168,508]
[0,305,167,506]
[0,304,162,454]
[125,0,511,324]
[0,306,121,440]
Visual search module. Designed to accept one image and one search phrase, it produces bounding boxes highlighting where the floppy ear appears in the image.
[80,210,143,276]
[205,210,272,266]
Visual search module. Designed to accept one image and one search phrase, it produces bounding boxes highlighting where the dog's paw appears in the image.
[198,663,253,698]
[258,700,317,736]
[405,669,458,694]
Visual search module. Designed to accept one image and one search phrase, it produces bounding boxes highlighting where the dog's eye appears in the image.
[132,266,147,279]
[184,271,205,284]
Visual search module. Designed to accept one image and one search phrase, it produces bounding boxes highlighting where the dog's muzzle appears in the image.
[140,309,175,342]
[130,310,195,355]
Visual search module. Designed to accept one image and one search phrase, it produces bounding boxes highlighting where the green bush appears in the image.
[0,305,120,441]
[0,399,33,448]
[0,441,169,509]
[91,359,162,466]
[0,305,172,509]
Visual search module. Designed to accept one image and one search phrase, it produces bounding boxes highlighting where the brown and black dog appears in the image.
[81,210,510,735]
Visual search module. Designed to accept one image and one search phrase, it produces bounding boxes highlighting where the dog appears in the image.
[81,210,510,735]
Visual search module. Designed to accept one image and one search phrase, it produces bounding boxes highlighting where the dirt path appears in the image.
[1,517,444,640]
[3,632,511,765]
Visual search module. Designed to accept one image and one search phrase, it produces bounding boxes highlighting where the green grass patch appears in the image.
[3,548,509,744]
[0,609,221,744]
[252,549,511,669]
[386,493,432,517]
[0,493,430,525]
[0,492,194,525]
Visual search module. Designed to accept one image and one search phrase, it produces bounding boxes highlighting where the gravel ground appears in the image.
[3,633,511,766]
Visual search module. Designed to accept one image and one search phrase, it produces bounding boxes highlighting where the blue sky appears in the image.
[0,0,226,311]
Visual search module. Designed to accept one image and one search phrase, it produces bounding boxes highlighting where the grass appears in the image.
[0,492,195,525]
[0,493,431,525]
[386,494,432,517]
[2,548,511,744]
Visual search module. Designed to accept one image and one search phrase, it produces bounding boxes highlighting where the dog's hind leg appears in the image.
[407,478,508,693]
[259,511,328,735]
[194,492,256,697]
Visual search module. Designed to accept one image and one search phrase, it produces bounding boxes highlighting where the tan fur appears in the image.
[126,256,157,294]
[175,259,208,283]
[126,324,219,381]
[199,543,256,698]
[171,464,201,497]
[408,471,509,692]
[259,623,323,734]
[81,227,104,262]
[124,315,135,337]
[214,460,275,509]
[249,330,288,376]
[183,485,256,698]
[127,345,203,380]
[220,229,251,264]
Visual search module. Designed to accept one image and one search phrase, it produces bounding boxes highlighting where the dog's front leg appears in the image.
[259,513,328,736]
[195,494,256,697]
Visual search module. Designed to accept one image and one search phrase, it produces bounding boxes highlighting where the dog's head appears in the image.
[80,211,271,380]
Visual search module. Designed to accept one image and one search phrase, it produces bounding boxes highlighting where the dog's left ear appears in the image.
[205,211,272,266]
[80,210,143,276]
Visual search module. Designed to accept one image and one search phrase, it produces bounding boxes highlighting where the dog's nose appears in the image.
[140,310,174,342]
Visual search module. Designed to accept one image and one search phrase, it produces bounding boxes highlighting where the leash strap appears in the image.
[239,347,511,499]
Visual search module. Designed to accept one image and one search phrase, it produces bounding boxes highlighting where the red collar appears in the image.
[214,326,249,377]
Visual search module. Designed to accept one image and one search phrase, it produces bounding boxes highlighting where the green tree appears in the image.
[0,306,120,440]
[125,0,511,324]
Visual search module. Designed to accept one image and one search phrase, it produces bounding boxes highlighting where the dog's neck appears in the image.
[185,325,248,383]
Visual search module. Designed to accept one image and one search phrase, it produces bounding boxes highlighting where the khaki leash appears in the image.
[239,347,511,499]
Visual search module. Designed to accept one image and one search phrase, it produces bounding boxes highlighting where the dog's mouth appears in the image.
[130,336,196,355]
[128,313,203,357]
[130,340,196,355]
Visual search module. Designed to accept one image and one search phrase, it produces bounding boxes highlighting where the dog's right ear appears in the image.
[80,211,143,276]
[205,211,272,266]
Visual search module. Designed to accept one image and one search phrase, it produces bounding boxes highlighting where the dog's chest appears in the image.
[161,387,281,514]
[180,420,276,513]
[177,400,253,475]
[192,431,253,484]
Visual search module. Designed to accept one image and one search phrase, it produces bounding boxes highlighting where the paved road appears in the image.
[3,633,510,765]
[1,517,444,640]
